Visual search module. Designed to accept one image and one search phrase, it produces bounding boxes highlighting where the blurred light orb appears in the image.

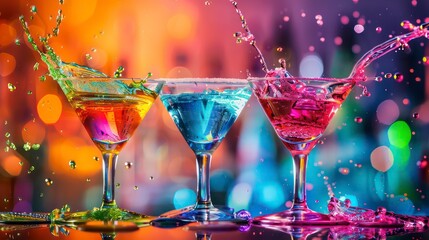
[354,24,365,34]
[299,54,324,78]
[0,53,16,77]
[388,121,411,148]
[376,100,399,125]
[173,188,196,209]
[228,183,252,211]
[260,181,285,209]
[0,155,22,177]
[37,94,62,124]
[167,12,195,40]
[370,146,394,172]
[21,120,46,144]
[0,24,17,46]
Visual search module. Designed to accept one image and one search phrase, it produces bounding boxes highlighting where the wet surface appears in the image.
[1,222,428,240]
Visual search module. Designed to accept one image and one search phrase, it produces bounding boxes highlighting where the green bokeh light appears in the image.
[387,121,411,148]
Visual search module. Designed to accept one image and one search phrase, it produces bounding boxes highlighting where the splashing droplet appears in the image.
[30,5,37,13]
[124,162,133,169]
[8,83,16,92]
[354,117,363,123]
[114,66,124,78]
[394,72,404,82]
[45,178,53,186]
[69,160,76,169]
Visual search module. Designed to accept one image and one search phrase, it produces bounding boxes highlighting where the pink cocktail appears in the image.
[249,77,355,225]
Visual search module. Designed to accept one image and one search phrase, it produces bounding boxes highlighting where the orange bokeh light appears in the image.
[0,52,16,77]
[21,119,46,144]
[167,12,196,41]
[0,23,17,46]
[37,94,62,124]
[0,155,23,177]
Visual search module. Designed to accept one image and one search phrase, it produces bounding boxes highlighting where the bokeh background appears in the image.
[0,0,428,220]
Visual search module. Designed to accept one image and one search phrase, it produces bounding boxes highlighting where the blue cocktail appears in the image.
[159,78,251,222]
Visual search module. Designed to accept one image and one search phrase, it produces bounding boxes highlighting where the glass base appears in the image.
[253,208,349,226]
[52,208,154,228]
[159,205,238,222]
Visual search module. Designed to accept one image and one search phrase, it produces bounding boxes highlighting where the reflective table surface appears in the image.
[1,222,428,240]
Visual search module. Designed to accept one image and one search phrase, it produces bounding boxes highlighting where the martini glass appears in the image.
[54,77,164,226]
[249,76,355,225]
[158,78,251,222]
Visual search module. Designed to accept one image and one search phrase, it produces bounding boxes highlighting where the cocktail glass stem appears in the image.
[101,152,119,209]
[195,153,214,209]
[291,153,309,211]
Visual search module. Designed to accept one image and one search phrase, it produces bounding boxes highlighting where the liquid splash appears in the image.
[349,21,429,79]
[328,197,429,229]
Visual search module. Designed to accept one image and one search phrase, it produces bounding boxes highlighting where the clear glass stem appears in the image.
[195,153,213,209]
[101,152,119,208]
[291,153,309,210]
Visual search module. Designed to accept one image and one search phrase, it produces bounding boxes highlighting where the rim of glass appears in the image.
[157,78,249,85]
[248,76,368,83]
[56,77,164,83]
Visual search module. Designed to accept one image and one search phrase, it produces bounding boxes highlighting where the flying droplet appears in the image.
[39,75,46,82]
[19,161,24,166]
[15,39,21,45]
[69,160,76,169]
[86,178,91,182]
[4,132,10,138]
[394,72,404,82]
[114,66,124,78]
[133,186,139,190]
[149,176,154,180]
[354,117,363,123]
[8,83,16,92]
[32,144,40,150]
[204,1,211,5]
[384,73,392,78]
[376,27,382,33]
[23,142,31,151]
[116,183,121,188]
[276,47,283,52]
[375,76,383,82]
[30,5,37,13]
[33,62,39,71]
[93,156,99,161]
[124,162,133,169]
[45,178,53,186]
[85,53,92,60]
[412,112,420,119]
